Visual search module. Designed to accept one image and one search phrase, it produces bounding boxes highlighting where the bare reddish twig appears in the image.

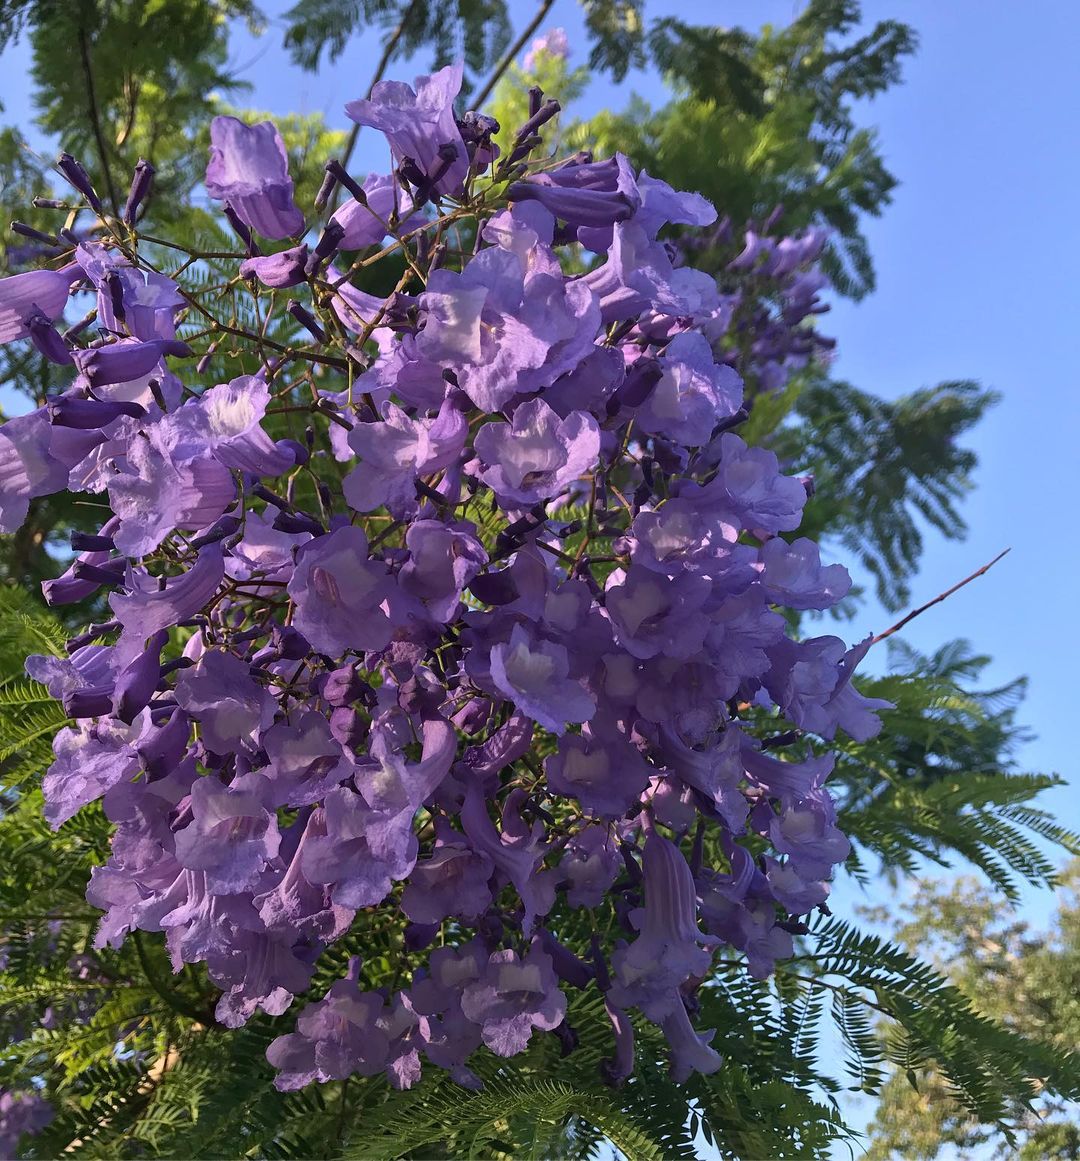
[872,548,1011,645]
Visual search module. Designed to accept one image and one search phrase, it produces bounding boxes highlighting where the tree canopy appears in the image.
[0,4,1072,1159]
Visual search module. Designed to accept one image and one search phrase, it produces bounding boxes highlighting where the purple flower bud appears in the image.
[123,158,155,225]
[240,245,309,289]
[112,629,168,723]
[10,221,60,246]
[25,313,73,364]
[313,164,338,211]
[304,221,345,276]
[70,531,115,552]
[287,301,327,343]
[56,152,103,212]
[48,395,145,428]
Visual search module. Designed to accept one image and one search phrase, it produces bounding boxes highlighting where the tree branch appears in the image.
[473,0,557,110]
[76,13,120,215]
[872,549,1011,645]
[329,0,424,212]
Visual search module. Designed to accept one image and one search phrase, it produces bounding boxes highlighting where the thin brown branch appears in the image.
[76,15,120,214]
[472,0,557,109]
[871,548,1011,646]
[329,0,424,212]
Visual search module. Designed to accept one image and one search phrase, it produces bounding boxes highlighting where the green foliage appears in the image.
[282,0,513,82]
[785,378,998,609]
[579,0,646,80]
[833,639,1079,897]
[863,871,1080,1159]
[579,0,916,299]
[14,0,256,220]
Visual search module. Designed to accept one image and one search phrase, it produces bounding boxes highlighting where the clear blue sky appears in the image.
[1,1,1077,1148]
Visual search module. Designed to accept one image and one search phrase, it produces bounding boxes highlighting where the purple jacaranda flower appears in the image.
[345,64,469,199]
[634,170,717,237]
[109,545,225,666]
[758,536,851,610]
[633,332,742,446]
[602,565,711,661]
[344,399,467,518]
[208,930,316,1028]
[461,783,556,935]
[225,506,311,586]
[522,26,569,69]
[353,720,457,855]
[740,735,835,800]
[561,824,621,908]
[26,642,117,707]
[407,940,487,1077]
[174,772,281,893]
[545,723,652,818]
[137,706,192,781]
[683,432,806,534]
[765,790,851,881]
[508,154,639,228]
[627,499,751,582]
[169,375,296,476]
[108,425,236,556]
[609,831,717,1021]
[473,399,599,509]
[73,337,191,389]
[460,943,566,1056]
[400,817,494,924]
[399,519,487,623]
[0,1091,54,1158]
[377,992,430,1090]
[256,809,356,941]
[42,717,141,828]
[543,344,625,417]
[174,649,276,756]
[112,629,168,723]
[267,961,390,1086]
[417,237,600,413]
[76,242,185,340]
[489,624,595,735]
[765,856,830,916]
[0,263,81,343]
[0,407,80,532]
[445,711,533,805]
[654,724,748,833]
[705,589,786,691]
[301,784,412,909]
[206,116,305,239]
[240,245,309,289]
[331,173,424,249]
[661,995,723,1082]
[581,222,719,326]
[287,525,397,657]
[763,634,892,742]
[259,711,352,807]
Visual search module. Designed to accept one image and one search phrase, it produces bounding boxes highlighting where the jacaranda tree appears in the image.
[0,4,1075,1158]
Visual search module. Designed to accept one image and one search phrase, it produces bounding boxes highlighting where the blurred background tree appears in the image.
[862,868,1080,1159]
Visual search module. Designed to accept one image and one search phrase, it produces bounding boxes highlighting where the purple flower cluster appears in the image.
[0,62,890,1092]
[0,1090,53,1157]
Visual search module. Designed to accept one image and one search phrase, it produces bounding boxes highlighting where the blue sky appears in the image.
[1,0,1077,1148]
